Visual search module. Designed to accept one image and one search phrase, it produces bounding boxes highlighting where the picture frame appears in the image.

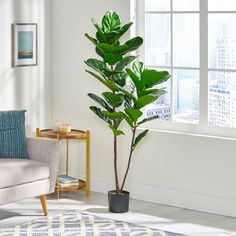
[12,23,38,67]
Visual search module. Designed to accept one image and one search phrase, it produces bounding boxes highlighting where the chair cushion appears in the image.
[0,158,50,189]
[0,110,29,159]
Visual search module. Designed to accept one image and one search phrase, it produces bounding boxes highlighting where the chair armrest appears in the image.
[27,137,60,193]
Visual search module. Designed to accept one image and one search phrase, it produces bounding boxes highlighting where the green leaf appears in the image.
[109,125,125,136]
[103,32,118,44]
[85,70,107,86]
[85,59,122,77]
[141,70,170,89]
[132,61,145,76]
[126,68,143,92]
[102,92,124,107]
[138,115,159,126]
[89,106,112,125]
[134,95,157,109]
[123,114,134,127]
[105,80,120,91]
[95,47,105,58]
[140,88,166,97]
[85,59,107,74]
[98,37,142,56]
[121,37,143,55]
[116,117,124,128]
[133,129,149,149]
[124,108,143,123]
[104,22,133,44]
[96,43,124,65]
[116,84,137,102]
[102,11,121,33]
[88,93,112,112]
[96,37,142,64]
[115,56,136,71]
[85,33,98,46]
[124,95,133,108]
[104,53,123,65]
[114,73,127,87]
[98,43,114,52]
[98,43,126,54]
[86,70,118,91]
[98,107,133,128]
[96,31,107,43]
[114,22,133,42]
[86,69,135,103]
[91,18,107,43]
[101,111,124,120]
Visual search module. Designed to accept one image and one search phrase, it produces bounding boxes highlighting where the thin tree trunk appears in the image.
[114,133,120,193]
[111,65,120,193]
[121,127,136,191]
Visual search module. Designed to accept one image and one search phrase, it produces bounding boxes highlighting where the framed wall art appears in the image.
[12,23,38,67]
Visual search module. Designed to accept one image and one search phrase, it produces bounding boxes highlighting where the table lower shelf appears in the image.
[55,179,86,192]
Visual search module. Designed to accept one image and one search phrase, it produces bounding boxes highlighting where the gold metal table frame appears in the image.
[36,128,90,199]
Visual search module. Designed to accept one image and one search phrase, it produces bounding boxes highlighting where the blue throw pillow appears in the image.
[0,110,29,159]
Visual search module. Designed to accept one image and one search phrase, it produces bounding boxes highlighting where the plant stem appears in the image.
[121,127,137,191]
[111,65,120,194]
[113,94,120,193]
[114,133,120,193]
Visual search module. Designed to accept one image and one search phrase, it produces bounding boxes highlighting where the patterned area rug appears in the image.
[0,211,186,236]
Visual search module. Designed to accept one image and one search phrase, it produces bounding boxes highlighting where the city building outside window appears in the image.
[134,0,236,137]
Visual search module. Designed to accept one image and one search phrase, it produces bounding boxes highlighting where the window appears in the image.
[135,0,236,137]
[208,12,236,129]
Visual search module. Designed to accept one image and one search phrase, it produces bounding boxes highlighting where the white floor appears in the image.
[0,191,236,236]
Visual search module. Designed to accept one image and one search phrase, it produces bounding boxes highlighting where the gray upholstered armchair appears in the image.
[0,137,59,216]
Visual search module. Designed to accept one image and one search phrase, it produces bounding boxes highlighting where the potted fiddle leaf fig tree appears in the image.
[85,11,170,213]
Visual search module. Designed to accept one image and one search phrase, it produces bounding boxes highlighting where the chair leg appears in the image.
[40,195,48,216]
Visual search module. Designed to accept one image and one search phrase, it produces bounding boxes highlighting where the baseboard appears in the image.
[59,171,236,217]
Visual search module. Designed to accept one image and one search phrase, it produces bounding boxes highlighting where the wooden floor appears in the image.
[0,191,236,236]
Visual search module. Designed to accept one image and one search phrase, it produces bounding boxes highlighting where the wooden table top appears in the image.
[39,129,87,139]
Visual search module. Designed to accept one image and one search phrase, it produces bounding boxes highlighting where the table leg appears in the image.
[56,180,60,200]
[66,139,69,176]
[85,130,90,196]
[57,134,60,199]
[36,128,40,137]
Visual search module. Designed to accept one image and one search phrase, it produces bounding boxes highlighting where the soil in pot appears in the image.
[108,190,130,213]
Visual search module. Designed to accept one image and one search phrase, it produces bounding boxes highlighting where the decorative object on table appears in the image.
[0,211,186,236]
[58,182,80,187]
[58,175,79,184]
[12,23,38,67]
[52,122,61,132]
[58,123,72,134]
[57,174,81,187]
[36,128,90,198]
[85,11,170,213]
[0,110,29,159]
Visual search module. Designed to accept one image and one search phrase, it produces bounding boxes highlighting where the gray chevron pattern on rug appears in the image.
[0,211,186,236]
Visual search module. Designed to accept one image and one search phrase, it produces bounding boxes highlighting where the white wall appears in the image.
[51,0,236,217]
[0,0,51,132]
[51,0,130,181]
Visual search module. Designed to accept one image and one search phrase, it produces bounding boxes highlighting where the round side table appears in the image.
[36,128,90,199]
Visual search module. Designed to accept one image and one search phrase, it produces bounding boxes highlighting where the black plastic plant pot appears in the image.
[108,190,130,213]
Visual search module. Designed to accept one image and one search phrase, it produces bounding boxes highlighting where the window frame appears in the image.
[134,0,236,138]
